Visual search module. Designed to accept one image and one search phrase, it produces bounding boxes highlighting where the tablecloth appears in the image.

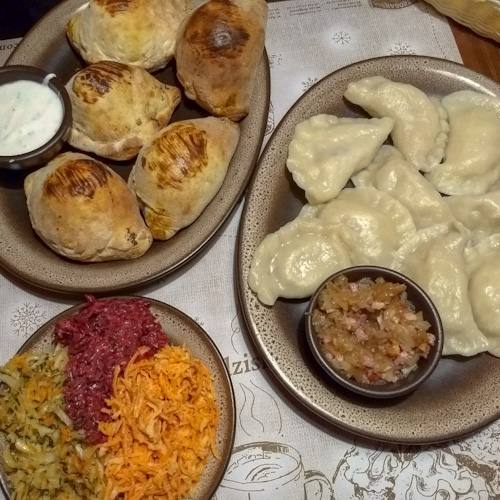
[1,1,499,498]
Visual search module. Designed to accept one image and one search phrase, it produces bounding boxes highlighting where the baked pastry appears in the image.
[128,117,240,240]
[66,61,181,161]
[67,0,190,72]
[24,152,153,262]
[175,0,268,121]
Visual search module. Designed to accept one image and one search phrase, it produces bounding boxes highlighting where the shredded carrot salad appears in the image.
[98,344,220,500]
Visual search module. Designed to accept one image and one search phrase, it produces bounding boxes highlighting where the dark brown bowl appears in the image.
[0,65,71,170]
[305,266,444,399]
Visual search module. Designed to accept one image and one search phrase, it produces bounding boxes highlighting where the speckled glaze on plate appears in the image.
[237,56,500,444]
[0,296,236,499]
[0,0,270,295]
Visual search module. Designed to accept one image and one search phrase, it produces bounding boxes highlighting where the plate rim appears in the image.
[0,295,236,498]
[237,54,500,445]
[1,0,270,295]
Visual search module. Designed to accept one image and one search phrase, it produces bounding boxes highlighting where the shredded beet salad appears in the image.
[54,295,168,444]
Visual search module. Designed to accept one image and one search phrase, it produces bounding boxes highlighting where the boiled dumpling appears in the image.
[392,222,489,357]
[352,143,405,186]
[286,114,394,204]
[425,90,500,195]
[445,190,500,245]
[248,218,352,305]
[465,235,500,357]
[344,76,448,172]
[315,186,416,267]
[353,145,455,230]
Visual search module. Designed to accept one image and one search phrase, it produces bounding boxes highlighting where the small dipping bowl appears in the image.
[0,65,72,170]
[305,266,444,399]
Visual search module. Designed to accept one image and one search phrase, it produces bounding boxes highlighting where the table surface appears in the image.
[448,17,500,82]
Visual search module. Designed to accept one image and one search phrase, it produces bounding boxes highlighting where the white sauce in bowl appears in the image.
[0,79,64,156]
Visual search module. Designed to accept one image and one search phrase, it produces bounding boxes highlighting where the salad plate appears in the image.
[0,296,236,498]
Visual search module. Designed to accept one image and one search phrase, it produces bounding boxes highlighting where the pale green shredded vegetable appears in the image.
[0,344,105,500]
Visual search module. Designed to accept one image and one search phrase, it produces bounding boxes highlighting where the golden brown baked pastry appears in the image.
[128,117,240,240]
[175,0,268,121]
[67,0,190,71]
[24,152,153,262]
[66,61,181,161]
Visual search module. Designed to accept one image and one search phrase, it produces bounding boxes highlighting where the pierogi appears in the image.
[66,61,181,160]
[24,152,152,262]
[445,190,500,245]
[392,222,489,357]
[175,0,267,121]
[286,114,394,204]
[248,79,500,359]
[353,146,455,229]
[344,76,449,172]
[248,218,351,306]
[129,117,240,240]
[425,91,500,195]
[313,187,416,267]
[249,186,415,303]
[67,0,190,72]
[465,235,500,356]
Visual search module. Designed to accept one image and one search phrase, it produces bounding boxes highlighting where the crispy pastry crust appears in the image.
[175,0,268,121]
[24,152,153,262]
[128,117,240,240]
[66,61,181,161]
[67,0,190,72]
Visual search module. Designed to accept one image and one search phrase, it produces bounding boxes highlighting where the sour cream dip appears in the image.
[0,77,64,156]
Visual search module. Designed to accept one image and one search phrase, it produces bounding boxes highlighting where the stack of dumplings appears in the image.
[24,0,268,263]
[248,75,500,360]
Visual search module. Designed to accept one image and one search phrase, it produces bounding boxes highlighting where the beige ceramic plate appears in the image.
[237,56,500,444]
[0,296,236,499]
[0,0,269,295]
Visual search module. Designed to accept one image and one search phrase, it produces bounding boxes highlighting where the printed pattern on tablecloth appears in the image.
[1,1,499,499]
[0,38,21,66]
[264,0,462,141]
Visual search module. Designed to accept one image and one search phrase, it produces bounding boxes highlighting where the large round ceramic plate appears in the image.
[0,296,236,499]
[0,0,269,295]
[237,56,500,444]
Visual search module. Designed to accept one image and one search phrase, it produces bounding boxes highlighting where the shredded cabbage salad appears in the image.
[0,344,105,500]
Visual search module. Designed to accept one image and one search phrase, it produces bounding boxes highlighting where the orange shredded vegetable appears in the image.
[98,344,220,500]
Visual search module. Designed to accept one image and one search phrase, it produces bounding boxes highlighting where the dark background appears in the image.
[1,0,63,38]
